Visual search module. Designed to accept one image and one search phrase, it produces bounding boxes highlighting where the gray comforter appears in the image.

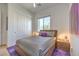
[16,36,55,56]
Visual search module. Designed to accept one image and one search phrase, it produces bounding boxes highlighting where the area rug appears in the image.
[7,46,19,56]
[7,46,70,56]
[53,49,70,56]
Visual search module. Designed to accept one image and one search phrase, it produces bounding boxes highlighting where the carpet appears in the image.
[7,46,70,56]
[7,46,19,56]
[53,49,70,56]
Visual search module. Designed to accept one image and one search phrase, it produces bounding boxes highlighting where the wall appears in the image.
[70,4,78,34]
[70,35,79,56]
[33,4,71,38]
[70,3,79,56]
[0,4,8,46]
[8,4,32,47]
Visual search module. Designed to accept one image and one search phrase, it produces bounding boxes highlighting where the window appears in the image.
[38,16,50,31]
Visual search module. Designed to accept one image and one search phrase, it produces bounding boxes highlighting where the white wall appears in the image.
[8,4,32,47]
[33,4,71,38]
[69,4,79,56]
[0,4,8,46]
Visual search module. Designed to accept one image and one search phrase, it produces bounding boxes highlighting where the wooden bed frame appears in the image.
[15,30,58,56]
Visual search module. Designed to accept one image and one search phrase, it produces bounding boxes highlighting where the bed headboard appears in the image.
[39,30,57,38]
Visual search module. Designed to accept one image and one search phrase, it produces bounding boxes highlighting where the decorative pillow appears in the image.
[39,31,55,37]
[39,32,47,37]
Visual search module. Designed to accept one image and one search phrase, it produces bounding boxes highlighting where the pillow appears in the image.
[39,31,54,37]
[39,32,47,37]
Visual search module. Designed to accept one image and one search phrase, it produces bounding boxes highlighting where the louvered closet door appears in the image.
[15,11,32,40]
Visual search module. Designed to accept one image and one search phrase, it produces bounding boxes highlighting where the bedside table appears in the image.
[57,38,70,52]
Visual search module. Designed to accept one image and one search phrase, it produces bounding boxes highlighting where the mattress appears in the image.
[16,36,55,56]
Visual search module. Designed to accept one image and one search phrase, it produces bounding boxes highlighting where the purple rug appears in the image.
[7,46,70,56]
[53,49,70,56]
[7,46,19,56]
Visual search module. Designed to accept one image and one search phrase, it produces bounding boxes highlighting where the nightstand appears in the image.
[57,38,70,52]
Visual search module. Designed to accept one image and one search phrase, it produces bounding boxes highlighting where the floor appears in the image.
[0,46,9,56]
[0,39,70,56]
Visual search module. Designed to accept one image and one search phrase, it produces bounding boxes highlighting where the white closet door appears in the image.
[8,9,18,47]
[16,12,32,39]
[8,4,32,47]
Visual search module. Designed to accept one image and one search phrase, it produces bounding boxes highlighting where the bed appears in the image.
[15,30,57,56]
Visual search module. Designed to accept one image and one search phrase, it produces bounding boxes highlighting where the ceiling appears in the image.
[19,3,58,14]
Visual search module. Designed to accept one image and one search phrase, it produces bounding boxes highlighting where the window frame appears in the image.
[38,15,51,31]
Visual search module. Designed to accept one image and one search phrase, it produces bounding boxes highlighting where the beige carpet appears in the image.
[0,46,9,56]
